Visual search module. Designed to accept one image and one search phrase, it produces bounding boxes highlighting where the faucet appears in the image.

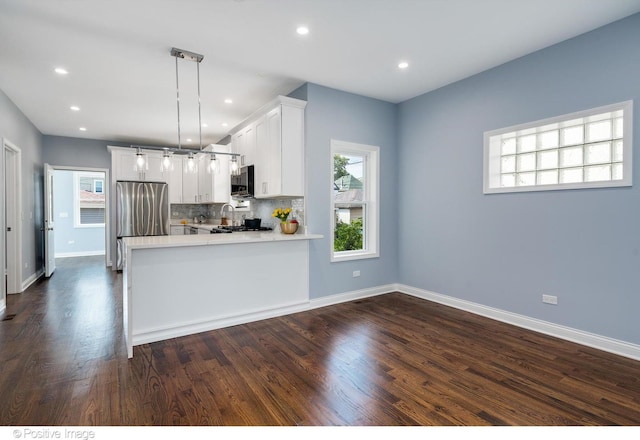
[220,203,234,225]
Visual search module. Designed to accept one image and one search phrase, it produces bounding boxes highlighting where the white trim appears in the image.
[48,165,110,268]
[21,268,44,292]
[330,140,380,262]
[396,284,640,361]
[55,251,106,258]
[132,300,311,349]
[309,284,394,310]
[2,138,23,295]
[484,100,633,194]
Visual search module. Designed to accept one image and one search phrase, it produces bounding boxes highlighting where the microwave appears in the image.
[231,165,254,198]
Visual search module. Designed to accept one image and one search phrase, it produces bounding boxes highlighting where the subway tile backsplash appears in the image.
[170,198,304,228]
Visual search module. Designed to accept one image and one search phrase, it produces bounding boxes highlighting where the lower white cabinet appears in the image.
[170,225,185,235]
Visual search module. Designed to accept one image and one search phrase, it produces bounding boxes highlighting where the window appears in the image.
[484,101,632,194]
[74,172,106,227]
[331,140,379,262]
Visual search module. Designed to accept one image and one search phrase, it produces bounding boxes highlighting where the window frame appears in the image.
[483,101,633,194]
[330,140,380,262]
[74,172,106,228]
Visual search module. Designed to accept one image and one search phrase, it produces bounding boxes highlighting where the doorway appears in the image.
[45,166,110,271]
[2,138,22,311]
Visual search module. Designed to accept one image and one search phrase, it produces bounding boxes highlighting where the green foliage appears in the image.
[334,155,350,181]
[334,218,363,251]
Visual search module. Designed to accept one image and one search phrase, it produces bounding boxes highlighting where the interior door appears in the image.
[44,163,55,277]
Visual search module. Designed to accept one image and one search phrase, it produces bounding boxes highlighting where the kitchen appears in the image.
[110,94,322,357]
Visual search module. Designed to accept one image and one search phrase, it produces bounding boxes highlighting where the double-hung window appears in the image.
[331,140,379,262]
[484,101,632,193]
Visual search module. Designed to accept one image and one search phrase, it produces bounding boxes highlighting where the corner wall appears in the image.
[397,13,640,344]
[300,83,399,299]
[0,89,44,287]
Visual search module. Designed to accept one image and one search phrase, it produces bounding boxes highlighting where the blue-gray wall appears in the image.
[398,13,640,344]
[53,170,106,257]
[299,83,399,299]
[0,89,44,284]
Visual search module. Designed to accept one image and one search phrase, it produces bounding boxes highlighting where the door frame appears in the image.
[2,138,23,304]
[48,165,111,268]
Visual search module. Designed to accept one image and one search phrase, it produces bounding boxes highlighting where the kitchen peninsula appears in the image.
[122,230,322,358]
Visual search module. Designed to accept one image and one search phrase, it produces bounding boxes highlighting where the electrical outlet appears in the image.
[542,294,558,305]
[353,270,360,278]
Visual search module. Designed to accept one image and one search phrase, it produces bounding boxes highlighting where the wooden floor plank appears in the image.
[1,256,639,425]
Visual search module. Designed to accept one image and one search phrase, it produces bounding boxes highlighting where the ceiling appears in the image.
[2,0,640,149]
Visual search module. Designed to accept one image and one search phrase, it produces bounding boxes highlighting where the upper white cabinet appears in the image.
[198,144,231,204]
[110,147,168,182]
[229,95,306,198]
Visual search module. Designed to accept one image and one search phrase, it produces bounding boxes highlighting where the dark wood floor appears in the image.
[1,256,639,425]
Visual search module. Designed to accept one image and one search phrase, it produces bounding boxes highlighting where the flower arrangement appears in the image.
[272,207,292,223]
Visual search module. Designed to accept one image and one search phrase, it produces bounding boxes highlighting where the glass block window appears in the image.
[484,101,632,194]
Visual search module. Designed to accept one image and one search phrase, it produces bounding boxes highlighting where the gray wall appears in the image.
[397,13,640,344]
[0,89,44,285]
[53,170,106,256]
[43,135,127,267]
[299,83,399,299]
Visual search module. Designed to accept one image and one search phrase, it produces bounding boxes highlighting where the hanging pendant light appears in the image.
[161,149,172,172]
[134,147,147,172]
[230,156,239,175]
[208,154,218,174]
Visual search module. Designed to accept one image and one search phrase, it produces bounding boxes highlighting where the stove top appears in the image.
[216,225,273,232]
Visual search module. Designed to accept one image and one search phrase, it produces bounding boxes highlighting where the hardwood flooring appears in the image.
[1,256,639,425]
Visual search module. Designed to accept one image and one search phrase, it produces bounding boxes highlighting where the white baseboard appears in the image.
[21,269,44,292]
[396,284,640,362]
[308,284,395,310]
[55,251,106,258]
[132,300,311,347]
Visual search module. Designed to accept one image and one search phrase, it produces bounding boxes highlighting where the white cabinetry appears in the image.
[230,95,306,199]
[197,145,231,203]
[232,124,256,167]
[254,98,306,198]
[182,156,199,203]
[170,225,185,235]
[111,148,167,182]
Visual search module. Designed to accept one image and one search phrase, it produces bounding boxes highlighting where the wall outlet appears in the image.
[542,294,558,305]
[353,270,361,278]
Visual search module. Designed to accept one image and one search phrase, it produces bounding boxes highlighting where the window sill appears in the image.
[331,250,379,263]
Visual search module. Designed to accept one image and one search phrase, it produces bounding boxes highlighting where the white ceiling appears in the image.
[2,0,640,148]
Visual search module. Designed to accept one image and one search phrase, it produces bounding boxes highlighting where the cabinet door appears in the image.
[182,156,199,203]
[254,115,270,196]
[242,125,256,166]
[211,145,230,203]
[115,150,167,182]
[170,225,184,235]
[167,156,183,204]
[197,154,213,202]
[115,150,142,181]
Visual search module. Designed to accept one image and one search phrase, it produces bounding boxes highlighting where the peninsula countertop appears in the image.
[123,230,323,250]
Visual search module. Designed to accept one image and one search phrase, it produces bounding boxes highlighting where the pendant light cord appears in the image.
[175,54,182,150]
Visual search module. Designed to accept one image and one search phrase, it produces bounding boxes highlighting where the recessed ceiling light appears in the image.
[222,122,228,127]
[186,138,192,142]
[224,98,233,104]
[54,67,69,75]
[398,61,409,69]
[70,106,80,111]
[79,127,87,131]
[202,123,208,128]
[296,26,309,35]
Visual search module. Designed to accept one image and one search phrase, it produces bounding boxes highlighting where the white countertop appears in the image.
[123,230,323,250]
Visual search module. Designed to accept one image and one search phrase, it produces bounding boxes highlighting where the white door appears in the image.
[44,163,55,277]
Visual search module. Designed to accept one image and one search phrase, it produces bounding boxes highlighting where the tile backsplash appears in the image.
[170,198,304,228]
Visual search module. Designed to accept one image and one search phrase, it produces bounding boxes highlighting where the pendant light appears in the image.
[208,154,218,174]
[134,147,147,172]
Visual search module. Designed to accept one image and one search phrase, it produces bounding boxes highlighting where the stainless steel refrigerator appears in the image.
[116,180,169,270]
